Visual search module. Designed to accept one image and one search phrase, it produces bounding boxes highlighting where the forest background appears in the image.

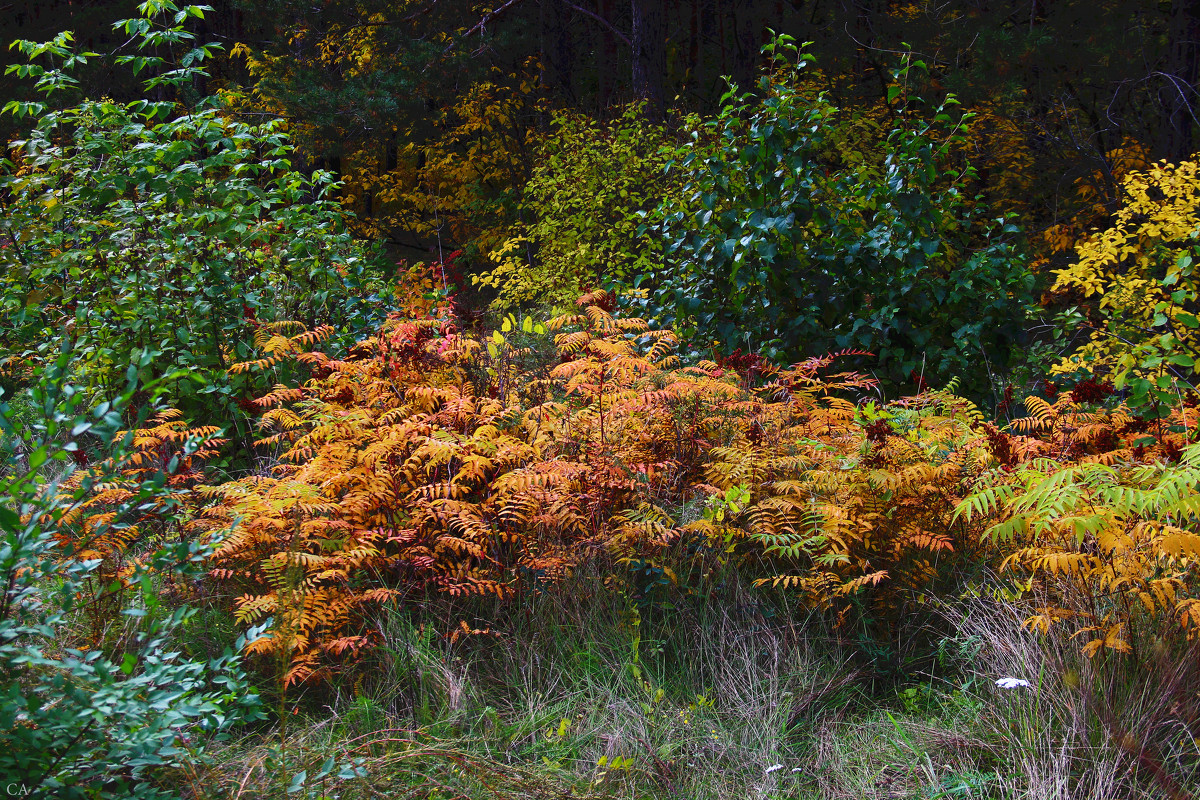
[5,0,1200,798]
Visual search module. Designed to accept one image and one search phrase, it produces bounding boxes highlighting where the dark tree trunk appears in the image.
[600,0,618,107]
[730,0,765,90]
[631,0,666,117]
[551,0,577,103]
[688,0,700,94]
[700,0,720,101]
[1160,0,1200,161]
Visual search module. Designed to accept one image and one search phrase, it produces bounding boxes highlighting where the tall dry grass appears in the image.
[954,596,1200,800]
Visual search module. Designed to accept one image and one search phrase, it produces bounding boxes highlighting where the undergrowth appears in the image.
[182,572,1200,800]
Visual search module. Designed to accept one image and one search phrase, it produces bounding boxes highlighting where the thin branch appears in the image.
[400,0,447,23]
[25,719,98,798]
[280,0,448,38]
[842,24,944,65]
[6,231,29,267]
[444,0,528,55]
[558,0,633,49]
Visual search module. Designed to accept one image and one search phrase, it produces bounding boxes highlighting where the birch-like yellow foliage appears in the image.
[1052,159,1200,390]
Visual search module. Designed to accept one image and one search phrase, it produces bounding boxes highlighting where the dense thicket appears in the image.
[5,1,1200,797]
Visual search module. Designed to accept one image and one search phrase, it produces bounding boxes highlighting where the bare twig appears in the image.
[444,0,528,55]
[558,0,632,49]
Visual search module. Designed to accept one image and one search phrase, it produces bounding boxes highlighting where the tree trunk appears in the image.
[730,0,764,90]
[599,0,617,107]
[631,0,666,118]
[1161,0,1200,161]
[552,0,577,103]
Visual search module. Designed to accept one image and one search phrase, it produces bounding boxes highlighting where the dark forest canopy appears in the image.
[5,0,1198,199]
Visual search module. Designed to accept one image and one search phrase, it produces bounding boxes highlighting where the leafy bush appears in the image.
[1052,158,1200,410]
[334,72,541,261]
[477,103,681,308]
[649,37,1035,396]
[0,2,389,444]
[0,350,263,798]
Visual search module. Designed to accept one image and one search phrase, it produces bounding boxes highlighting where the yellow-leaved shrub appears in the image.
[1052,159,1200,404]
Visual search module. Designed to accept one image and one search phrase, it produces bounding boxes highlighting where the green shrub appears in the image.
[0,348,264,798]
[650,36,1036,396]
[477,103,681,308]
[0,2,390,445]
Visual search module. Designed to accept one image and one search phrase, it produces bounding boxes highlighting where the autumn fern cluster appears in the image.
[695,366,997,627]
[197,294,744,682]
[54,410,226,644]
[136,292,1200,682]
[958,395,1200,658]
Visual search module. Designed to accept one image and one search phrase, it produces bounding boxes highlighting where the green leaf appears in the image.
[27,446,48,471]
[287,770,307,793]
[0,506,20,531]
[1167,353,1195,367]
